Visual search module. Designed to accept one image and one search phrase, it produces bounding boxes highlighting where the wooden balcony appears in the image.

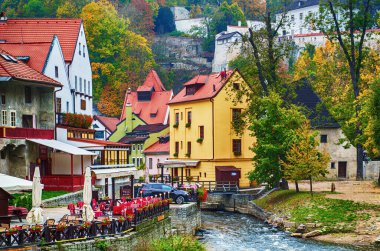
[41,175,84,192]
[0,127,54,139]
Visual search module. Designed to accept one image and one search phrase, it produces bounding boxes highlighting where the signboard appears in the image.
[120,185,132,199]
[157,215,165,222]
[231,172,237,176]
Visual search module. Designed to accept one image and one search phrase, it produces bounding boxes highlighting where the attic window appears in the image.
[150,113,157,118]
[0,54,17,63]
[233,83,240,90]
[186,85,201,95]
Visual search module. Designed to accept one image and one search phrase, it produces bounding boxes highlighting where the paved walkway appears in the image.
[289,180,380,205]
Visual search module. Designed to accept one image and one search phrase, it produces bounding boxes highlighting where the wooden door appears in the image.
[22,115,33,128]
[338,162,347,178]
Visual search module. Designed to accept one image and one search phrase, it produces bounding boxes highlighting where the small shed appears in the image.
[0,187,13,224]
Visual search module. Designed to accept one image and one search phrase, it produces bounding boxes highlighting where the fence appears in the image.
[0,203,169,249]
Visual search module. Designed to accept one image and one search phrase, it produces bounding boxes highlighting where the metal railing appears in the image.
[0,203,169,249]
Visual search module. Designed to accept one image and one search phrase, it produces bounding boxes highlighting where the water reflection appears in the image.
[200,211,355,251]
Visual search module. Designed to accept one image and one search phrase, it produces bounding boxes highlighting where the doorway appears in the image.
[22,115,33,128]
[338,162,347,178]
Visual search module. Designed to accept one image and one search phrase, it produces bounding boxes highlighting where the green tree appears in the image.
[154,7,175,34]
[22,0,48,17]
[281,122,330,194]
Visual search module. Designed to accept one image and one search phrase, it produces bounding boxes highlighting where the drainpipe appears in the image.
[54,86,63,140]
[210,98,215,159]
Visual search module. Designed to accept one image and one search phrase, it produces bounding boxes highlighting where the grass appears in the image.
[10,190,69,210]
[255,190,379,234]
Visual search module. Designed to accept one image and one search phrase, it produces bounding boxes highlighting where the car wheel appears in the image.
[175,195,185,204]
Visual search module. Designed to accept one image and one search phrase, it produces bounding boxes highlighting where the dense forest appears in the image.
[0,0,254,117]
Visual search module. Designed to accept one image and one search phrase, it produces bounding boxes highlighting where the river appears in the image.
[199,211,356,251]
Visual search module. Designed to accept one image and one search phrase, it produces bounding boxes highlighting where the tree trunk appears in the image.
[295,181,299,192]
[356,143,364,180]
[309,176,313,196]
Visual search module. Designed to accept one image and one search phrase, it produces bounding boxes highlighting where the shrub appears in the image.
[173,123,179,128]
[197,187,208,202]
[61,113,93,129]
[150,235,205,251]
[185,122,191,128]
[196,138,203,143]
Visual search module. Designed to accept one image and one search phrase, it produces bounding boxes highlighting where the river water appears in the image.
[200,211,356,251]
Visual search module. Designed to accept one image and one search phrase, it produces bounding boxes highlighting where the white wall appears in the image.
[92,119,108,141]
[51,152,92,175]
[43,36,72,114]
[175,18,205,34]
[212,32,242,72]
[68,23,93,116]
[144,154,170,176]
[170,7,189,20]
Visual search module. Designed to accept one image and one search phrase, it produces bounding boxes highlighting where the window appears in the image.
[1,110,6,125]
[175,113,179,124]
[79,78,82,92]
[75,76,78,90]
[56,98,62,113]
[66,101,69,113]
[232,139,242,155]
[81,99,86,110]
[84,79,87,94]
[1,94,5,105]
[199,172,202,177]
[132,145,136,151]
[217,40,223,45]
[187,141,191,155]
[162,185,172,191]
[185,169,190,177]
[232,108,241,120]
[300,28,303,34]
[55,66,58,78]
[300,12,303,20]
[10,111,15,126]
[88,82,91,96]
[149,158,153,169]
[175,142,179,154]
[291,15,294,21]
[199,126,204,139]
[187,111,192,124]
[132,157,136,165]
[331,162,335,169]
[204,172,206,178]
[320,134,327,143]
[83,45,86,57]
[150,113,157,118]
[137,144,140,151]
[79,42,81,55]
[233,83,240,90]
[25,86,32,104]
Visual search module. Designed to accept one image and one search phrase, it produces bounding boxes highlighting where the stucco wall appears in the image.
[175,18,205,34]
[145,153,170,176]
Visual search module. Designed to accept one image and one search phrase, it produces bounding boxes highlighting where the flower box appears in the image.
[126,214,134,222]
[196,138,203,143]
[185,122,191,128]
[173,123,179,128]
[173,153,178,157]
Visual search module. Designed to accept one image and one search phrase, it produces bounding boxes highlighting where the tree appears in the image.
[233,0,265,19]
[281,122,330,194]
[97,84,123,117]
[246,92,308,188]
[309,0,378,180]
[22,0,48,17]
[154,7,175,34]
[126,0,155,39]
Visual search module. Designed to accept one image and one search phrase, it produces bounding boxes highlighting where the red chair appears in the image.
[77,201,84,208]
[92,199,97,210]
[113,206,122,216]
[67,203,76,215]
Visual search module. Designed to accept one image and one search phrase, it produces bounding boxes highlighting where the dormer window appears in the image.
[186,85,202,95]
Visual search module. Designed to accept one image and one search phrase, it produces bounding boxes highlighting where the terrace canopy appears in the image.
[0,173,35,193]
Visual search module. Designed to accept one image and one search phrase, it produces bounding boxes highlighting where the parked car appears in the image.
[138,183,189,204]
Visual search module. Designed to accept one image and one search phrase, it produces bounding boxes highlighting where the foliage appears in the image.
[196,186,208,202]
[10,191,68,210]
[149,235,206,251]
[82,0,155,116]
[255,190,378,234]
[247,92,307,188]
[154,7,176,34]
[94,238,110,251]
[232,0,265,19]
[126,0,155,39]
[61,113,93,129]
[281,122,330,193]
[22,0,48,17]
[189,4,202,18]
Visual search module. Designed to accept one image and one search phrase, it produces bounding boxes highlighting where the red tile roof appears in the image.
[0,42,52,72]
[69,138,129,147]
[0,18,82,62]
[143,140,169,154]
[137,70,166,92]
[120,70,172,124]
[169,70,235,104]
[94,115,119,132]
[0,49,61,86]
[133,124,168,133]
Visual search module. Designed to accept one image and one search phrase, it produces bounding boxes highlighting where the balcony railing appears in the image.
[0,127,54,139]
[41,175,84,192]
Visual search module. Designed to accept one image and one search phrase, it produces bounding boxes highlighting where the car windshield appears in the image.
[162,185,172,191]
[151,184,162,189]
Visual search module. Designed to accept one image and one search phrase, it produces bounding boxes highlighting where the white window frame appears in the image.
[2,110,7,125]
[10,110,16,127]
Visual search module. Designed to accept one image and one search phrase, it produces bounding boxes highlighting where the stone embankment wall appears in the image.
[42,190,83,208]
[170,202,201,235]
[43,218,171,251]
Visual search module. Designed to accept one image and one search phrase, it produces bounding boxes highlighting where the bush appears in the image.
[10,193,32,210]
[61,113,93,129]
[150,235,205,251]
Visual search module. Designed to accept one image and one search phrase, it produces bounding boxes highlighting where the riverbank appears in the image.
[255,189,380,248]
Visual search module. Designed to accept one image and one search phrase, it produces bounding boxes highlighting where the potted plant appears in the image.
[185,122,191,128]
[149,203,154,209]
[30,225,42,233]
[56,222,66,232]
[197,186,208,202]
[173,153,178,157]
[196,138,203,143]
[80,221,91,230]
[6,226,20,235]
[118,216,126,223]
[126,214,134,222]
[186,176,193,182]
[137,207,143,213]
[167,198,173,204]
[233,151,241,156]
[101,217,110,226]
[185,153,191,157]
[173,123,179,128]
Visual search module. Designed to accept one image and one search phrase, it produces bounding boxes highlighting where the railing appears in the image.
[0,203,169,248]
[172,180,239,193]
[0,127,54,139]
[41,175,84,192]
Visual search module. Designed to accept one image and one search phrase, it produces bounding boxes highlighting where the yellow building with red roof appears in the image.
[165,69,254,188]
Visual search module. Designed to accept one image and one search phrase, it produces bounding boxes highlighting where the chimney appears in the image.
[127,87,131,94]
[238,20,241,27]
[0,12,7,22]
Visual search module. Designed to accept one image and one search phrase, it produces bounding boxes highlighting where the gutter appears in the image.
[211,98,215,159]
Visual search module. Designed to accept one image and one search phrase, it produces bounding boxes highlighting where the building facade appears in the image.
[166,69,255,187]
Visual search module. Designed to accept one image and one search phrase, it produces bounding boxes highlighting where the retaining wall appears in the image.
[42,190,83,208]
[170,202,201,235]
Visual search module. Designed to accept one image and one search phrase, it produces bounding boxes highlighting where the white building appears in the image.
[0,18,93,116]
[92,115,119,140]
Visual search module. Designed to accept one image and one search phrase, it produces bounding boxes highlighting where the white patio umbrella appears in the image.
[26,167,43,224]
[82,167,94,222]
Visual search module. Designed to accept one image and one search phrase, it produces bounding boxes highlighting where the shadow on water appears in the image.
[198,211,375,251]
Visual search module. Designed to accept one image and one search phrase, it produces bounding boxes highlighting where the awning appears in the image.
[91,167,137,179]
[0,173,41,193]
[162,160,200,168]
[216,166,240,172]
[28,139,96,156]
